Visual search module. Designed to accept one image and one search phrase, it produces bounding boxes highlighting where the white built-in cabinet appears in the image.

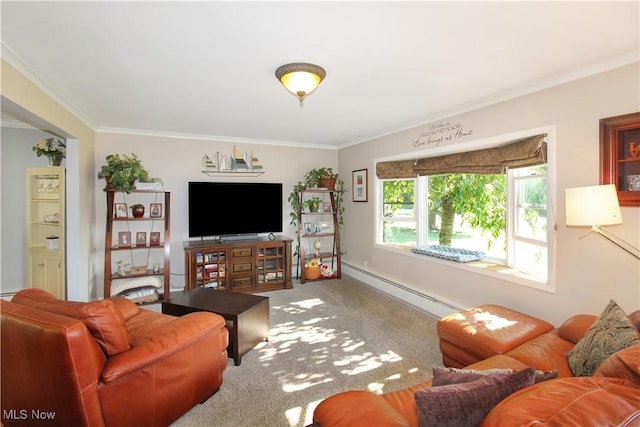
[25,167,65,299]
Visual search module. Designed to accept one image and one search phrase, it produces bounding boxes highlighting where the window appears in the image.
[508,165,548,279]
[381,180,416,246]
[376,133,552,286]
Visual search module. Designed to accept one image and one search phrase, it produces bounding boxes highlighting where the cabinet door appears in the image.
[257,245,284,284]
[28,251,62,298]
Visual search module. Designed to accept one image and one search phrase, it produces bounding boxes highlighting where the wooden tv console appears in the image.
[183,236,293,293]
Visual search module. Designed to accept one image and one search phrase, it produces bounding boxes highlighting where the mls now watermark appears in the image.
[3,409,56,421]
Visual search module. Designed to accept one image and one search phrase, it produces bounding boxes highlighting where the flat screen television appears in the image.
[188,182,283,239]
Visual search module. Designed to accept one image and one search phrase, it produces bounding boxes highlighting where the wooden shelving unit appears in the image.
[297,189,341,283]
[103,190,170,301]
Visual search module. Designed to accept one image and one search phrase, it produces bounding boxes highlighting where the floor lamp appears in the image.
[565,184,640,259]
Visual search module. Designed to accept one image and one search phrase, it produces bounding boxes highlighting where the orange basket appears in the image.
[304,265,321,280]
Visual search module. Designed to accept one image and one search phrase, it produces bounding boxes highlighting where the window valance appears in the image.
[376,134,546,179]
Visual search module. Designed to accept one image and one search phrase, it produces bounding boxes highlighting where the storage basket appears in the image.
[305,265,321,280]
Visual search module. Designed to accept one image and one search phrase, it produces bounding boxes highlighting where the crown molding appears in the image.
[1,41,96,129]
[96,127,339,150]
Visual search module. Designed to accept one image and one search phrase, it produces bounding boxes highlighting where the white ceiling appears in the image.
[1,1,638,148]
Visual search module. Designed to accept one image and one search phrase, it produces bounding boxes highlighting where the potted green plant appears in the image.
[97,153,151,193]
[130,204,145,218]
[303,196,322,212]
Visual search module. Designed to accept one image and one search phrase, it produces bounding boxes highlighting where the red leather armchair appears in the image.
[1,289,229,427]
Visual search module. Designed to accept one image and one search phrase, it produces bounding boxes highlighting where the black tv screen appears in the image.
[188,182,283,238]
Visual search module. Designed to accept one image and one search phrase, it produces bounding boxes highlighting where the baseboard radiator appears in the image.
[342,263,463,319]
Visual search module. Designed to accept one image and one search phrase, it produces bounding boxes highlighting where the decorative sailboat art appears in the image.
[251,151,264,171]
[201,146,265,176]
[231,146,249,171]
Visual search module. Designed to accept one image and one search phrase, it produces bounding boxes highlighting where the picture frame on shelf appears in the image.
[136,232,146,246]
[352,169,368,202]
[115,203,128,218]
[150,203,163,218]
[323,202,332,212]
[118,231,131,247]
[150,232,161,246]
[304,223,313,235]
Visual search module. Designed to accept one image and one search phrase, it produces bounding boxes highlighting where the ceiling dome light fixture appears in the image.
[275,62,326,107]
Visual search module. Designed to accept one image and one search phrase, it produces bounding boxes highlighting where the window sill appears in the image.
[377,243,554,293]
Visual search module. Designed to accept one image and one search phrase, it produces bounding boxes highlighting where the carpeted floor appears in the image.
[171,277,443,427]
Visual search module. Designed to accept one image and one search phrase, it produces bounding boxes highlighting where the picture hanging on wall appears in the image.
[352,169,368,202]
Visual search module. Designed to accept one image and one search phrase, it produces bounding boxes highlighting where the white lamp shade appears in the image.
[565,184,622,226]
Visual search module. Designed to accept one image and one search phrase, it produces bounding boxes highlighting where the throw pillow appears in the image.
[567,299,640,377]
[432,366,557,386]
[593,343,640,384]
[414,366,536,427]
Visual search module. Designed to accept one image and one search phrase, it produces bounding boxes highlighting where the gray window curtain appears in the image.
[376,134,547,179]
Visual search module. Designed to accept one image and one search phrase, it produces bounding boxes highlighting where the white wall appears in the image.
[93,132,339,297]
[337,63,640,325]
[1,126,52,292]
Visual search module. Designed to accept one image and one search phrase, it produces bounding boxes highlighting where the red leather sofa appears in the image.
[313,303,640,426]
[1,289,229,427]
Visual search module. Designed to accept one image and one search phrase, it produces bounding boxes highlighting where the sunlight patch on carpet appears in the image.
[290,298,324,309]
[335,350,403,375]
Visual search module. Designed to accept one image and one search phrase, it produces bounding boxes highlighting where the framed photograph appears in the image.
[150,232,161,246]
[304,223,313,235]
[136,232,147,246]
[115,203,128,218]
[323,202,332,213]
[150,203,163,218]
[352,169,368,202]
[118,231,131,247]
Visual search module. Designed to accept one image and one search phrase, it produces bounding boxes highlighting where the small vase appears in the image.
[131,206,145,218]
[47,153,63,167]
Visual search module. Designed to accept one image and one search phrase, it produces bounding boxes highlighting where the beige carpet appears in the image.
[171,277,443,427]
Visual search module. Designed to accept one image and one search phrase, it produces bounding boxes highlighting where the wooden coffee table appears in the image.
[162,288,269,366]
